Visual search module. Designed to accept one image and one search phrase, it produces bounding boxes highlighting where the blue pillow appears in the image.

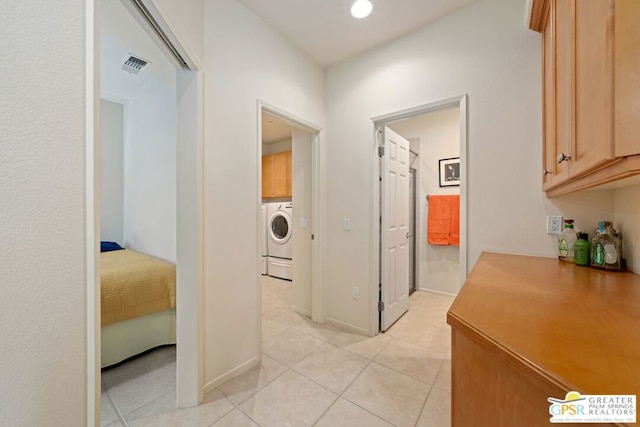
[101,241,124,252]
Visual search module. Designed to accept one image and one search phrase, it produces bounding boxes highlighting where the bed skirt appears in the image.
[101,308,176,368]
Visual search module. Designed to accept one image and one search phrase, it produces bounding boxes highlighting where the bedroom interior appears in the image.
[99,0,180,420]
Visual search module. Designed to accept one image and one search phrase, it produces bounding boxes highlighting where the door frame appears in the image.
[257,101,325,327]
[86,0,204,424]
[409,167,417,295]
[369,95,468,335]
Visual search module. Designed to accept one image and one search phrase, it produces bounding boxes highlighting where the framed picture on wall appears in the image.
[439,157,460,187]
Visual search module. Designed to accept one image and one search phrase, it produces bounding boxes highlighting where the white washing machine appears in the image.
[260,203,268,275]
[267,202,293,280]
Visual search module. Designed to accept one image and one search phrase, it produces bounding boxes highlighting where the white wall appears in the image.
[101,0,178,263]
[613,186,640,274]
[123,68,177,263]
[263,139,292,155]
[324,0,615,334]
[100,99,125,244]
[0,1,86,425]
[203,0,325,389]
[388,107,461,294]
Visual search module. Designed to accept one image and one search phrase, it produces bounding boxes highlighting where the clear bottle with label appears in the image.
[590,221,623,270]
[558,219,577,263]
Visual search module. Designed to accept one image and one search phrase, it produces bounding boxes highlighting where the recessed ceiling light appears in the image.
[351,0,373,19]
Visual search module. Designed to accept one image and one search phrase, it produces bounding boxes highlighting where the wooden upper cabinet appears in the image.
[532,0,640,196]
[573,0,615,176]
[262,151,292,199]
[615,0,640,158]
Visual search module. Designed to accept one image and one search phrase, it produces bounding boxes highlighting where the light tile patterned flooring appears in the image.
[101,276,455,427]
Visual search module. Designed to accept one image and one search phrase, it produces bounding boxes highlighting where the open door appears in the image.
[380,127,410,331]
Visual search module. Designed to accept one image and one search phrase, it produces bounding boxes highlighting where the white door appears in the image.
[291,129,313,315]
[381,127,410,331]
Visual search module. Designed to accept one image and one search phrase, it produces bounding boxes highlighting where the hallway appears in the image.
[102,277,453,426]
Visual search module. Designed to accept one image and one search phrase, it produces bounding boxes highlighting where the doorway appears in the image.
[371,95,468,333]
[88,0,203,423]
[258,103,323,327]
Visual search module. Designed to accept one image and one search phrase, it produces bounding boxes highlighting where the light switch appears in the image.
[299,217,309,229]
[343,218,351,231]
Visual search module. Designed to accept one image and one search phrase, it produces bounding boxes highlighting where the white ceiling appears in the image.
[100,0,174,99]
[236,0,480,67]
[262,112,292,144]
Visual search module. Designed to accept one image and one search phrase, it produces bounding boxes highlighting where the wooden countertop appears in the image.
[447,252,640,397]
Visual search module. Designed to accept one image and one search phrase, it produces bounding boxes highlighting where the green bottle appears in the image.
[575,233,590,266]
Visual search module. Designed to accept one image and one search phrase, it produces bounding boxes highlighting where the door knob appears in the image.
[556,153,571,164]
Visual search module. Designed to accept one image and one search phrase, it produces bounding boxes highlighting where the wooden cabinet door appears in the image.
[614,0,640,158]
[552,0,573,186]
[542,1,556,190]
[572,0,615,176]
[262,154,273,198]
[272,151,291,197]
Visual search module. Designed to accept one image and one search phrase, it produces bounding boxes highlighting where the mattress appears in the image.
[101,308,176,368]
[100,249,176,327]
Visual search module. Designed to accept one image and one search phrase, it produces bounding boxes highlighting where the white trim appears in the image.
[370,95,469,336]
[459,95,469,282]
[85,0,100,424]
[204,356,261,393]
[256,101,325,330]
[176,69,205,408]
[323,317,369,335]
[291,305,312,317]
[417,288,458,298]
[260,102,322,134]
[311,132,326,324]
[89,0,205,417]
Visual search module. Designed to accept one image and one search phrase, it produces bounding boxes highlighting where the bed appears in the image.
[100,244,176,368]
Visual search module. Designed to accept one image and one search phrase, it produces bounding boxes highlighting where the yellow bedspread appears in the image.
[101,249,176,327]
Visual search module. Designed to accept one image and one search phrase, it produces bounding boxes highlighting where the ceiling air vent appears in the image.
[121,55,149,75]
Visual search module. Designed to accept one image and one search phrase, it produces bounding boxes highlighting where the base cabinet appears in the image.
[448,253,640,427]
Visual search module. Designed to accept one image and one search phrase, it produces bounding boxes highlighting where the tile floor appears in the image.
[101,276,454,427]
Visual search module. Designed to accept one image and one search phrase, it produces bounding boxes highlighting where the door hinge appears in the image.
[311,234,315,240]
[378,146,384,157]
[378,301,384,311]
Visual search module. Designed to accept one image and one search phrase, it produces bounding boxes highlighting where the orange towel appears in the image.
[450,195,460,247]
[427,195,451,245]
[427,195,460,246]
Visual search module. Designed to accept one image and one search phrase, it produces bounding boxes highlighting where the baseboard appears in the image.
[203,355,261,394]
[418,288,458,297]
[323,317,371,337]
[291,305,311,317]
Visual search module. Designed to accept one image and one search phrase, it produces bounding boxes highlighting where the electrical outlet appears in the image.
[352,285,359,299]
[547,216,563,234]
